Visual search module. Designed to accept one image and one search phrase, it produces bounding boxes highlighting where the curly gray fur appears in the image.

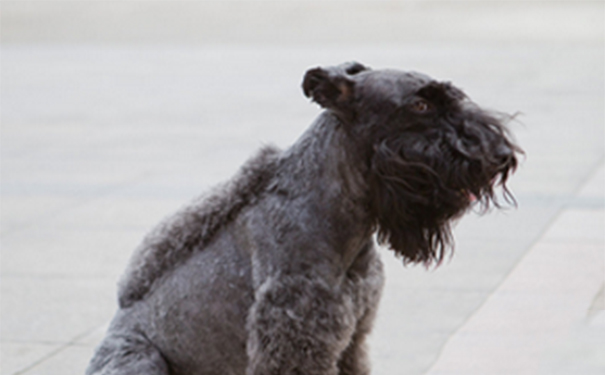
[118,146,281,308]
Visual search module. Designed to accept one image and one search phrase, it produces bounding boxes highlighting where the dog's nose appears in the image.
[493,143,518,170]
[495,144,513,159]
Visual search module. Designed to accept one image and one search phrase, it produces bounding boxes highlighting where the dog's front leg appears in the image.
[246,273,356,375]
[336,308,377,375]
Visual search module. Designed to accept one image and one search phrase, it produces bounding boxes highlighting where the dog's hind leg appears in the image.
[86,332,169,375]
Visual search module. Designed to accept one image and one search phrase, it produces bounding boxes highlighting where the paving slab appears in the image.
[2,343,63,375]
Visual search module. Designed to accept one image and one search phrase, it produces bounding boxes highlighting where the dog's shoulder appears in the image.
[117,146,282,308]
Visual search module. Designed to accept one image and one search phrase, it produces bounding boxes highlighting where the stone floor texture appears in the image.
[1,1,603,374]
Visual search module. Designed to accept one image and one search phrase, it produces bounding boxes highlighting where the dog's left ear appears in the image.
[302,62,368,118]
[417,81,466,108]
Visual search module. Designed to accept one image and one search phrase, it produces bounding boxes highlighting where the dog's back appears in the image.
[117,146,281,308]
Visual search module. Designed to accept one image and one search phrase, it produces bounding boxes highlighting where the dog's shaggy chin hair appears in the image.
[368,105,518,265]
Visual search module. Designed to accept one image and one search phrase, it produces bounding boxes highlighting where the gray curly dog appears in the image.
[87,62,521,375]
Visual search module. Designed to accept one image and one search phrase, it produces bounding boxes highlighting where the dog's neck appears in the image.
[281,112,368,197]
[271,112,373,263]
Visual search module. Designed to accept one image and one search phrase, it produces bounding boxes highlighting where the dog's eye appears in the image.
[409,99,432,113]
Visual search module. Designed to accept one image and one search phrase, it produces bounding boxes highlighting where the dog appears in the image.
[86,62,521,375]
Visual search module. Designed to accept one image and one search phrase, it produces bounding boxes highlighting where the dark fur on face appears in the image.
[303,63,522,265]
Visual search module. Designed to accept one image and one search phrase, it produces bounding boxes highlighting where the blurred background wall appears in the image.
[3,1,603,45]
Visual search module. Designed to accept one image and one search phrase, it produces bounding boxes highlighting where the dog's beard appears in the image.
[368,111,519,266]
[369,141,464,265]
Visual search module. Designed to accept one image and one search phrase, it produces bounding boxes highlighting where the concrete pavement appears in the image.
[2,1,603,374]
[425,164,604,375]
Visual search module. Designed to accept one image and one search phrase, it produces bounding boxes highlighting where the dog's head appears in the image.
[303,62,522,265]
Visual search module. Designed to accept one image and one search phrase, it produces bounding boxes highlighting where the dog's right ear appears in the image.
[302,62,369,118]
